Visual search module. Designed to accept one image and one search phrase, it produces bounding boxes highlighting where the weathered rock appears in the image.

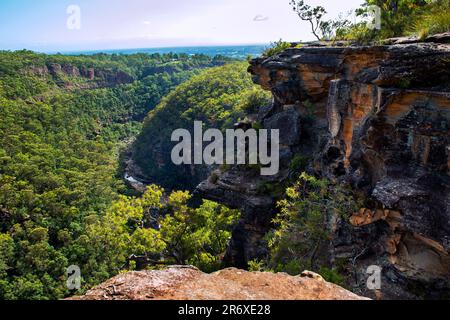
[264,108,301,145]
[425,32,450,44]
[70,266,368,300]
[27,62,134,89]
[381,32,450,45]
[198,37,450,299]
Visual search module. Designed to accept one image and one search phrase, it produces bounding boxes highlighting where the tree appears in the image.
[159,191,240,271]
[81,186,239,280]
[290,0,443,43]
[266,173,360,274]
[290,0,328,41]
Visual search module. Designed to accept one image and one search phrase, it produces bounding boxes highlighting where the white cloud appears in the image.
[253,14,269,22]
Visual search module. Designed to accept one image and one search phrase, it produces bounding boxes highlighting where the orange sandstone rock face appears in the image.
[206,40,450,299]
[70,266,368,300]
[350,208,402,228]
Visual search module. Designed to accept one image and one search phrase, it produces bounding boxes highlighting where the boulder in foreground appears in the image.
[70,266,368,300]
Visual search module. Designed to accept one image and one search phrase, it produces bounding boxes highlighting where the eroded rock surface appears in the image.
[71,266,367,300]
[196,39,450,299]
[27,62,134,89]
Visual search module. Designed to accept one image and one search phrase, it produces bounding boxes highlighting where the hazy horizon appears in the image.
[44,43,269,55]
[0,0,364,52]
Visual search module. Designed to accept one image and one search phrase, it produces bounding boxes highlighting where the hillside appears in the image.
[131,62,271,190]
[0,51,234,299]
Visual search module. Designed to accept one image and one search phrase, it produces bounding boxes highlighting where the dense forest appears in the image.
[0,51,240,299]
[132,62,272,189]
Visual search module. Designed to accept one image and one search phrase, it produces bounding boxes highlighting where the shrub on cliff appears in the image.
[262,40,293,57]
[264,173,360,282]
[411,0,450,38]
[337,0,434,42]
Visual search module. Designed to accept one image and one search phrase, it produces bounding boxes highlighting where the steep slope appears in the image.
[131,62,271,190]
[71,266,368,300]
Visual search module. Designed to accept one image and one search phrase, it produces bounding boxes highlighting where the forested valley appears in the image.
[0,50,257,299]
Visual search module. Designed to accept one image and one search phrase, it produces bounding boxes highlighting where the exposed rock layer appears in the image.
[71,266,367,300]
[27,63,134,89]
[197,39,450,299]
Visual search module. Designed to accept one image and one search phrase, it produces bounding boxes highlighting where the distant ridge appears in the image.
[53,44,268,59]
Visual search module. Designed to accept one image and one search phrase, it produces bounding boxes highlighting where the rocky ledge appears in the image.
[70,266,367,300]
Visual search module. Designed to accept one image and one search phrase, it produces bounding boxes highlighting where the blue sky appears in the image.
[0,0,364,52]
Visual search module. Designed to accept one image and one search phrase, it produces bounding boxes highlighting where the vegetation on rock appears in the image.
[290,0,450,44]
[249,173,360,286]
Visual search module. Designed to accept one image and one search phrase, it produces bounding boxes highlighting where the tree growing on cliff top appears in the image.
[290,0,448,43]
[290,0,328,41]
[289,0,352,41]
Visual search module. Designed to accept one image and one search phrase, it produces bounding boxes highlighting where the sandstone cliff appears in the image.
[196,35,450,299]
[27,62,134,90]
[71,266,367,300]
